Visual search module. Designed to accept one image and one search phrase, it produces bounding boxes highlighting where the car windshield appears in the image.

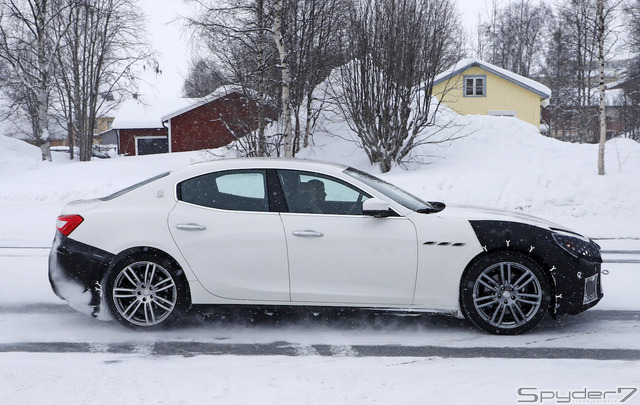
[344,167,434,212]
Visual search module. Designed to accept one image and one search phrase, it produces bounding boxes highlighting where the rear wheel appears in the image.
[460,251,551,335]
[105,253,188,329]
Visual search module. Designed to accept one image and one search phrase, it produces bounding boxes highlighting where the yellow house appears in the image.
[432,58,551,129]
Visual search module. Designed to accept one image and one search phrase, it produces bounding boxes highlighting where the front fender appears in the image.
[468,220,603,315]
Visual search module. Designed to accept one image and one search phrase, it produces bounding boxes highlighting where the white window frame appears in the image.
[135,136,168,156]
[464,75,486,97]
[487,110,517,118]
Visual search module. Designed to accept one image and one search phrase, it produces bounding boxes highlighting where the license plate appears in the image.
[583,274,599,304]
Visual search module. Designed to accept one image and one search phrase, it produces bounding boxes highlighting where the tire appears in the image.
[105,252,189,329]
[459,251,551,335]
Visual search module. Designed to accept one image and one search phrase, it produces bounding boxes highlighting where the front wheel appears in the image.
[460,252,551,335]
[105,253,188,329]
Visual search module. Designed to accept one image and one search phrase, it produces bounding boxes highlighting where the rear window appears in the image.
[177,170,268,212]
[100,172,170,201]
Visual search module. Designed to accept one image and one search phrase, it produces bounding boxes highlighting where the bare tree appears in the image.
[542,0,620,144]
[620,1,640,141]
[182,57,228,98]
[272,0,292,156]
[0,0,73,161]
[479,0,550,77]
[187,0,280,157]
[561,0,598,142]
[339,0,463,173]
[543,4,593,142]
[282,0,350,154]
[54,0,155,161]
[187,0,350,158]
[541,14,575,141]
[630,0,640,51]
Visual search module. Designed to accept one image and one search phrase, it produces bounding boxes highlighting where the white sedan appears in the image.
[49,159,603,334]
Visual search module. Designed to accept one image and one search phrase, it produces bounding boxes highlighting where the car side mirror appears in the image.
[362,198,392,218]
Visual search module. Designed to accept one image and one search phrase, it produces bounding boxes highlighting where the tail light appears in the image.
[56,215,84,236]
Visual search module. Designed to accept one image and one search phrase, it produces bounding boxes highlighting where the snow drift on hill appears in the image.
[0,134,42,174]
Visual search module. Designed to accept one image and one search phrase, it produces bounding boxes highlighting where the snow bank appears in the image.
[0,147,210,246]
[0,135,42,175]
[380,116,640,238]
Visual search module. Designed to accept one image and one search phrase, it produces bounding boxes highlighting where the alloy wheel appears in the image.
[112,261,178,327]
[472,261,543,330]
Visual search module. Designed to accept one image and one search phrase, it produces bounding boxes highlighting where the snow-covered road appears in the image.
[1,306,640,360]
[1,246,638,354]
[2,253,639,405]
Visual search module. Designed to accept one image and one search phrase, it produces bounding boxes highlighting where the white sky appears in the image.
[137,0,195,101]
[456,0,492,28]
[137,0,515,101]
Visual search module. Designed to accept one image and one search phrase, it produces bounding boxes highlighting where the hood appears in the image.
[438,205,574,233]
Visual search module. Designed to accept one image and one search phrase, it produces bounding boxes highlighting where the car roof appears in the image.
[169,158,351,179]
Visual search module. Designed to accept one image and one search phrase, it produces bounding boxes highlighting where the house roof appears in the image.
[111,86,245,130]
[433,58,551,100]
[111,98,197,129]
[161,85,245,122]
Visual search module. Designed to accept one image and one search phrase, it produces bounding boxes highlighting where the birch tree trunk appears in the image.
[597,0,606,175]
[256,0,267,157]
[273,0,293,157]
[36,2,52,162]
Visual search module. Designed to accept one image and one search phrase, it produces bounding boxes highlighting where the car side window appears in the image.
[178,170,268,212]
[278,170,370,215]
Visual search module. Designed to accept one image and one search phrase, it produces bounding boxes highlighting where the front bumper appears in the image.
[552,258,603,316]
[48,233,115,317]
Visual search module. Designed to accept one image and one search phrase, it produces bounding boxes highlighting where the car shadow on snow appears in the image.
[175,306,638,339]
[183,305,478,333]
[181,305,590,337]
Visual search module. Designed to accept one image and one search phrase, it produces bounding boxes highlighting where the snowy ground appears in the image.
[2,353,639,405]
[1,113,639,404]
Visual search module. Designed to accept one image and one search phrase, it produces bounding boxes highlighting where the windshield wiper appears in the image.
[416,208,436,214]
[417,202,446,214]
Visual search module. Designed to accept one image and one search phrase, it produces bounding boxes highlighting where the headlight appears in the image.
[552,232,600,260]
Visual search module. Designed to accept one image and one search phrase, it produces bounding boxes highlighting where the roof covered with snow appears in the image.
[434,58,551,100]
[111,86,246,130]
[111,98,197,129]
[161,85,246,122]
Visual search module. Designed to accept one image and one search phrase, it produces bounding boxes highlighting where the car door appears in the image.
[168,169,290,301]
[277,170,418,305]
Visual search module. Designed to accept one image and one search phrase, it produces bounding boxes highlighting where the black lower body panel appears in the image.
[48,233,115,317]
[553,259,603,316]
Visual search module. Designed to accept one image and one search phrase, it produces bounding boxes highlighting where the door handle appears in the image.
[176,223,207,231]
[292,230,324,238]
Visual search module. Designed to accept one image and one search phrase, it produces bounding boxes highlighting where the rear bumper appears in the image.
[48,233,115,317]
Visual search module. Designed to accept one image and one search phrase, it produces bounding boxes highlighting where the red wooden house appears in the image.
[112,89,261,156]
